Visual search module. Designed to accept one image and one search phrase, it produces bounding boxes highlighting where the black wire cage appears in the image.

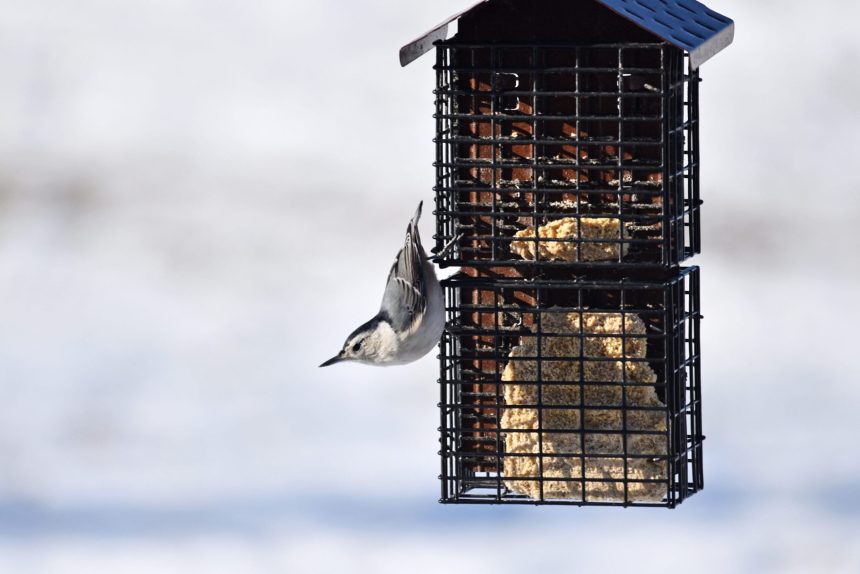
[433,41,699,269]
[439,267,702,506]
[400,0,733,508]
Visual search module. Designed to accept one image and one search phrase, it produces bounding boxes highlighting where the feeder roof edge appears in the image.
[399,0,734,69]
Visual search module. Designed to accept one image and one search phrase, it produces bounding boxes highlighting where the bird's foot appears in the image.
[429,233,463,263]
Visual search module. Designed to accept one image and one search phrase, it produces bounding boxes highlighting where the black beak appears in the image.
[319,353,344,368]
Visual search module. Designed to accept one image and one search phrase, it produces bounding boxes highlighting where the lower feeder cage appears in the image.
[438,267,702,507]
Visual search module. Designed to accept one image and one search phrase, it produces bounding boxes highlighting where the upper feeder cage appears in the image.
[401,0,732,507]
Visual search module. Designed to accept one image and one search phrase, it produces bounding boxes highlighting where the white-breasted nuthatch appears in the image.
[319,201,448,367]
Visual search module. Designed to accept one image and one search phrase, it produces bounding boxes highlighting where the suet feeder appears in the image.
[401,0,733,507]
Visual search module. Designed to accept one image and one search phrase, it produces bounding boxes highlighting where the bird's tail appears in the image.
[405,200,424,257]
[407,201,423,242]
[411,200,423,228]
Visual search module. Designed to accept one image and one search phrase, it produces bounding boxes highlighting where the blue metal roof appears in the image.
[400,0,734,69]
[598,0,733,68]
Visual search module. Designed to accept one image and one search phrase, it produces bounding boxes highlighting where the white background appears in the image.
[1,1,859,572]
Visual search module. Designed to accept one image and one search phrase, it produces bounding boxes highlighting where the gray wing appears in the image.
[380,202,427,334]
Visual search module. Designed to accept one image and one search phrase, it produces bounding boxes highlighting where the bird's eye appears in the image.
[352,341,362,353]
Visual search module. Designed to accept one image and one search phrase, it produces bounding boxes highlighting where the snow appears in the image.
[0,0,859,572]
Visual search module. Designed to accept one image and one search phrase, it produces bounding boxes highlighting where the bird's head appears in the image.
[319,314,397,367]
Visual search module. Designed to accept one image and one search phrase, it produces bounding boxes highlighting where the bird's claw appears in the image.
[429,233,463,263]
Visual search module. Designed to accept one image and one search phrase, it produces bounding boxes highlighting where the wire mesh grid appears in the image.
[438,267,702,507]
[433,42,700,270]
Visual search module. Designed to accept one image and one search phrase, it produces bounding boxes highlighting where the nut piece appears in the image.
[510,217,629,262]
[501,310,667,502]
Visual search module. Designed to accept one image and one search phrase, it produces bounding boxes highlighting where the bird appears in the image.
[319,201,447,367]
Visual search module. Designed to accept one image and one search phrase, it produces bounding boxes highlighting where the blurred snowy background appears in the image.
[1,0,859,572]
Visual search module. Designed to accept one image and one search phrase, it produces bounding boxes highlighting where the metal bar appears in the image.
[440,41,668,49]
[437,136,664,145]
[437,112,667,121]
[436,89,666,98]
[435,65,667,74]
